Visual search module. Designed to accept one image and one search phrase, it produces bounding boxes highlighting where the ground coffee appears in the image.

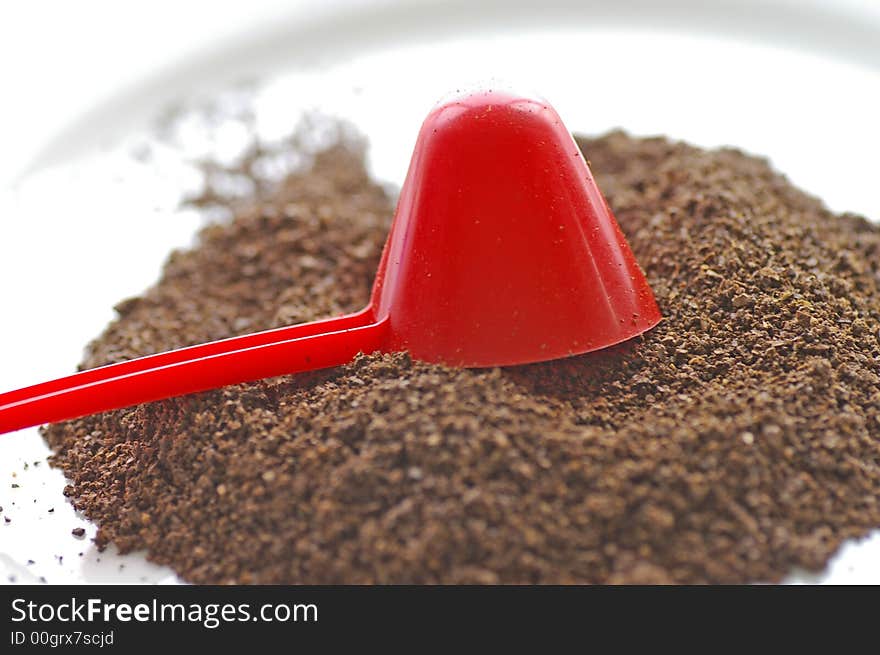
[44,132,880,584]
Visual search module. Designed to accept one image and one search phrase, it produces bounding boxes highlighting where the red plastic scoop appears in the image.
[0,89,660,435]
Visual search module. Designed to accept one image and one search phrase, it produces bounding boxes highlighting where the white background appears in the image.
[3,0,880,187]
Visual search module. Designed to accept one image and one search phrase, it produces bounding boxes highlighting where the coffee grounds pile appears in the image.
[44,133,880,584]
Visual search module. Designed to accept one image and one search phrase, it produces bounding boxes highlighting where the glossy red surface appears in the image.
[372,89,661,365]
[0,90,660,434]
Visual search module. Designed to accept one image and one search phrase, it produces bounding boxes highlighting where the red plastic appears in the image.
[372,89,661,365]
[0,89,660,435]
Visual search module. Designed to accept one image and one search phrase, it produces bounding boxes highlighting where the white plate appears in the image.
[2,0,880,584]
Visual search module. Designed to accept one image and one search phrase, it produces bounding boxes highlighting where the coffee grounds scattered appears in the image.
[44,133,880,584]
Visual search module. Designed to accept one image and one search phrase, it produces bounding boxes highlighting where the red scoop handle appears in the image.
[0,308,386,435]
